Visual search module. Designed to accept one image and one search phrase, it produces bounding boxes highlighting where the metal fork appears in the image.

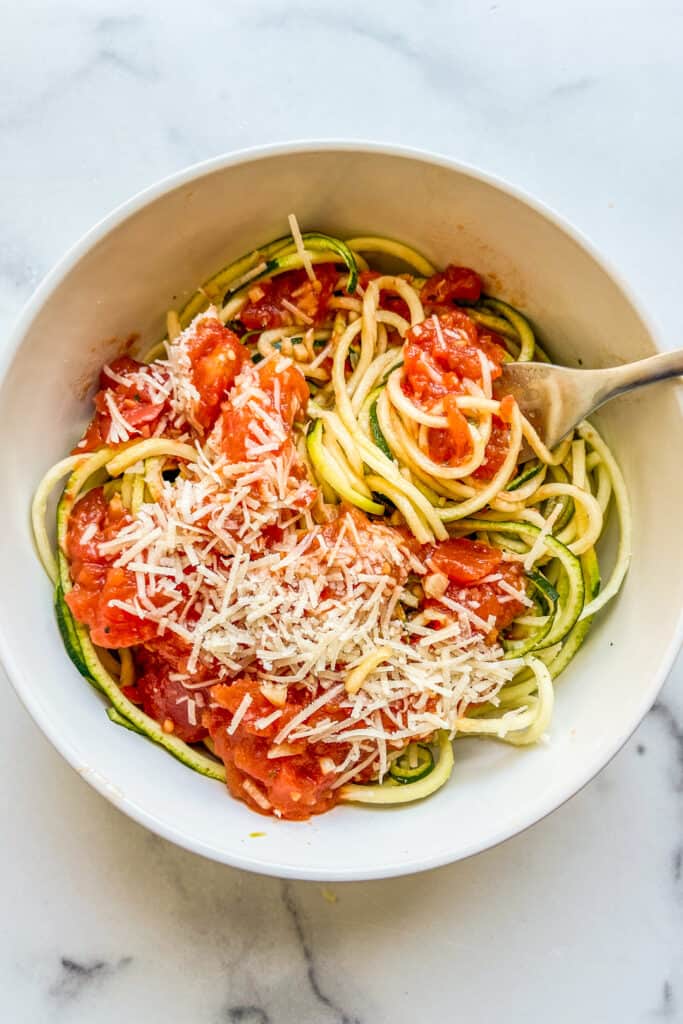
[498,350,683,459]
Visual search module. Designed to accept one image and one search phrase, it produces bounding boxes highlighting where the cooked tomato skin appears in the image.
[420,265,482,305]
[76,356,169,453]
[428,537,503,584]
[427,395,474,465]
[185,318,247,429]
[499,394,516,423]
[239,266,338,330]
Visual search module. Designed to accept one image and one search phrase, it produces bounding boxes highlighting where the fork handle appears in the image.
[596,348,683,403]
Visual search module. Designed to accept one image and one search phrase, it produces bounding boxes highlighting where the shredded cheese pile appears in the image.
[95,317,525,782]
[101,478,522,779]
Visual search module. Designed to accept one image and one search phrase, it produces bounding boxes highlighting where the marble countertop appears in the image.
[1,1,682,1020]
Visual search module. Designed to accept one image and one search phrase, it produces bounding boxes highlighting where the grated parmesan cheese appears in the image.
[98,313,520,783]
[288,212,316,283]
[227,693,252,736]
[523,502,563,571]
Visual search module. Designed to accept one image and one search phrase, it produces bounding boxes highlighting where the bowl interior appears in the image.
[1,145,681,879]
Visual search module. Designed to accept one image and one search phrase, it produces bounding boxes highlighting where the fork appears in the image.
[498,349,683,459]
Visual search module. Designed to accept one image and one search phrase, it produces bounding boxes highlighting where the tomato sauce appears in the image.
[76,356,170,453]
[428,537,503,583]
[200,534,527,820]
[206,679,344,819]
[130,650,209,743]
[63,261,534,821]
[218,357,309,463]
[403,311,506,406]
[425,536,528,640]
[473,417,510,480]
[239,266,338,330]
[76,321,248,451]
[358,270,411,321]
[65,488,165,648]
[420,264,482,306]
[318,507,419,598]
[402,310,508,471]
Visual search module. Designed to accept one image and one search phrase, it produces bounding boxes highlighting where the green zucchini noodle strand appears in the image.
[482,298,536,362]
[340,730,454,804]
[577,420,631,618]
[32,455,88,582]
[74,619,226,782]
[345,236,437,276]
[457,656,553,745]
[106,439,198,477]
[34,436,224,781]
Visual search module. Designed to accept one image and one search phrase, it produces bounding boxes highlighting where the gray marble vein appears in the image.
[281,882,361,1024]
[651,978,676,1019]
[651,701,683,791]
[224,1006,271,1024]
[50,956,132,1004]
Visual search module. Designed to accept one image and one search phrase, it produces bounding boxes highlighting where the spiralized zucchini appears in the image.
[31,226,631,812]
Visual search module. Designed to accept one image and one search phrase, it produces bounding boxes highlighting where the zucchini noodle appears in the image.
[31,454,87,582]
[31,225,632,819]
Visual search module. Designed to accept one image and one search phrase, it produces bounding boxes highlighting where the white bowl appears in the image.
[1,142,682,880]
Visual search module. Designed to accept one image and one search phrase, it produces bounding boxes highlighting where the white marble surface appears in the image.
[1,1,682,1020]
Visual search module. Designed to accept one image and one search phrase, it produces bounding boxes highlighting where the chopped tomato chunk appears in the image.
[424,557,528,641]
[206,679,341,819]
[318,507,420,598]
[185,317,247,430]
[218,357,309,463]
[132,651,208,743]
[499,394,516,423]
[402,310,506,409]
[239,266,338,330]
[428,537,503,584]
[65,486,120,568]
[65,488,159,648]
[76,355,170,453]
[66,564,158,648]
[426,397,474,467]
[420,264,482,305]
